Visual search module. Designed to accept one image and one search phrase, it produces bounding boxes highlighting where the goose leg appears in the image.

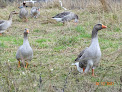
[0,33,2,36]
[83,68,85,72]
[92,67,97,77]
[74,22,77,26]
[22,60,25,68]
[25,62,29,68]
[84,60,93,74]
[92,69,94,76]
[18,61,21,68]
[63,22,65,26]
[25,18,28,22]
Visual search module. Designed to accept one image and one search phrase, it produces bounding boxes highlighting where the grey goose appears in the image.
[73,24,107,76]
[19,2,28,22]
[30,7,40,18]
[16,29,33,68]
[52,12,78,25]
[0,11,18,35]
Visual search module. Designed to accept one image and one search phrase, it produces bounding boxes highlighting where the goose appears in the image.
[73,24,107,76]
[30,7,40,18]
[0,11,18,35]
[19,2,28,22]
[16,29,33,68]
[52,12,78,25]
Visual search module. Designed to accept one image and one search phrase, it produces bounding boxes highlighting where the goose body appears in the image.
[19,3,28,22]
[0,11,18,34]
[30,7,40,18]
[16,29,33,68]
[74,24,107,76]
[52,12,78,24]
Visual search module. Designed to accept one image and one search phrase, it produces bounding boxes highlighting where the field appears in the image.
[0,1,122,92]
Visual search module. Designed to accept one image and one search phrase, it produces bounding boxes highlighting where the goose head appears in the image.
[24,28,29,34]
[11,11,18,14]
[18,1,28,9]
[8,11,18,20]
[37,7,40,11]
[24,28,29,38]
[74,15,78,23]
[94,24,107,31]
[92,24,107,38]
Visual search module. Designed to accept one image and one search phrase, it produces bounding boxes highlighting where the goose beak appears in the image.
[26,29,29,33]
[102,24,107,28]
[14,12,19,14]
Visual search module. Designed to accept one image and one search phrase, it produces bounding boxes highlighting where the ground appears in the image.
[0,4,122,92]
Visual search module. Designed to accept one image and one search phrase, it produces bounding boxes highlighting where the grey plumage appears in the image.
[19,3,28,21]
[75,47,88,62]
[0,11,18,33]
[74,24,107,75]
[31,7,40,18]
[16,29,33,68]
[52,12,78,24]
[52,12,70,18]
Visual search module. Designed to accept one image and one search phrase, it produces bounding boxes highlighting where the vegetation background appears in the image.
[0,0,122,92]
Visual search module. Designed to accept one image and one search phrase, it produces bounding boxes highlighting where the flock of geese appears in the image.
[0,2,107,76]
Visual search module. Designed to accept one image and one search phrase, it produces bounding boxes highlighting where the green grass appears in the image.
[56,36,78,46]
[34,29,40,33]
[0,42,7,48]
[75,25,85,33]
[0,4,121,92]
[54,45,65,51]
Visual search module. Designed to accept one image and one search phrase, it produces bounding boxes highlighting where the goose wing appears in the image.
[0,20,5,24]
[75,47,88,61]
[16,45,33,61]
[52,12,70,18]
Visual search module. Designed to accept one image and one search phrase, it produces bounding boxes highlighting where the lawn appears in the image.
[0,3,122,92]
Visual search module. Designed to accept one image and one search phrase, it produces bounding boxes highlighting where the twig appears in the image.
[59,0,67,10]
[62,68,72,92]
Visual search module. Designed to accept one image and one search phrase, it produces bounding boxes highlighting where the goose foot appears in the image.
[74,22,77,26]
[25,18,28,22]
[92,69,97,77]
[0,33,2,36]
[18,61,21,68]
[25,62,28,68]
[83,68,85,72]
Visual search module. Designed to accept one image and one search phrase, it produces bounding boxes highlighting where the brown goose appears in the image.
[16,29,33,68]
[73,24,107,76]
[52,12,78,25]
[0,11,18,35]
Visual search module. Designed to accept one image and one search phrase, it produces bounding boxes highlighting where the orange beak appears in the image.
[26,29,29,33]
[102,24,107,28]
[15,12,19,14]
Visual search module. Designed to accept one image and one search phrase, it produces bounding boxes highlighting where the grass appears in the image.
[0,2,122,92]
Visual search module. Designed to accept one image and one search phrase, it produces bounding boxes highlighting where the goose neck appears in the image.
[8,13,13,20]
[92,28,98,39]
